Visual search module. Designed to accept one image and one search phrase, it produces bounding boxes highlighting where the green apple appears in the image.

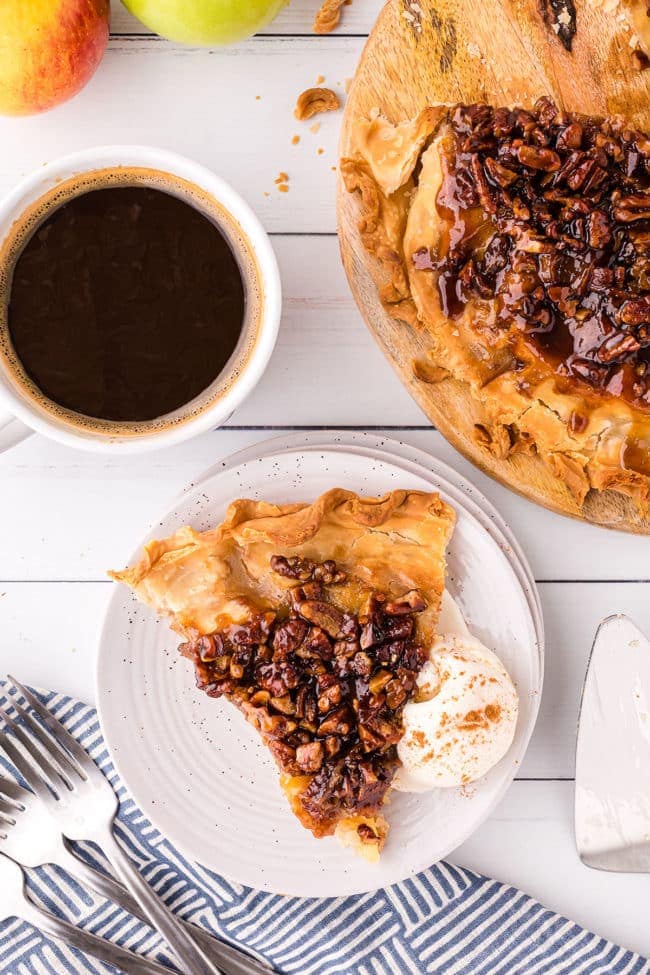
[121,0,287,45]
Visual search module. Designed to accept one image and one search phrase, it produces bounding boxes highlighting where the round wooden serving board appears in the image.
[338,0,650,532]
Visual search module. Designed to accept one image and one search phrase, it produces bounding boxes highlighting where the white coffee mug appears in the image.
[0,146,281,454]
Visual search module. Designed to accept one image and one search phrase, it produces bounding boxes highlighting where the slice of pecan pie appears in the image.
[342,98,650,516]
[110,489,455,860]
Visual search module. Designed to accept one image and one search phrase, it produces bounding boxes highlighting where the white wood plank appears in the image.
[235,236,424,427]
[456,780,649,958]
[0,584,111,702]
[2,580,646,780]
[110,0,382,35]
[1,428,649,582]
[0,37,359,234]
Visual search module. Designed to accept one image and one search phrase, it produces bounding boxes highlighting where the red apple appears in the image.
[0,0,110,116]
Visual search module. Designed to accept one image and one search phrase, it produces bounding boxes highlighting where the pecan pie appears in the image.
[342,99,650,515]
[110,488,455,860]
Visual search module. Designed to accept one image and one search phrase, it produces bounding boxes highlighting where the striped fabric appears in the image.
[0,689,647,975]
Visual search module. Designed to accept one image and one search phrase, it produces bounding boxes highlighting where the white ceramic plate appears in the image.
[97,435,543,896]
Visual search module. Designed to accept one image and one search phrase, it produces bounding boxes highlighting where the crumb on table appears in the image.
[274,171,290,193]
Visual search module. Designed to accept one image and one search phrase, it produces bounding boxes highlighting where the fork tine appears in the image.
[0,775,30,804]
[0,810,16,828]
[4,696,83,783]
[0,796,20,818]
[0,711,69,798]
[8,677,97,774]
[0,729,56,806]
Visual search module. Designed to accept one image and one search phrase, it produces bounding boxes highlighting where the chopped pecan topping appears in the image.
[271,554,347,584]
[317,674,344,712]
[270,694,296,715]
[428,98,650,408]
[289,580,324,607]
[539,0,577,52]
[384,590,427,614]
[360,613,414,649]
[272,618,308,657]
[182,558,427,834]
[296,600,346,637]
[368,669,392,694]
[196,634,222,661]
[296,741,324,771]
[294,87,341,122]
[357,822,379,844]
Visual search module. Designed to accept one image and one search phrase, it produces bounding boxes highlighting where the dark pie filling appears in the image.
[413,98,650,410]
[180,557,427,842]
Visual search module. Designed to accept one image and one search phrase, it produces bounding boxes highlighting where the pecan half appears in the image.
[516,144,561,171]
[272,619,308,656]
[294,87,340,121]
[313,0,350,33]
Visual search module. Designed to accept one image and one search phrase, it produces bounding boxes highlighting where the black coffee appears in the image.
[7,185,246,422]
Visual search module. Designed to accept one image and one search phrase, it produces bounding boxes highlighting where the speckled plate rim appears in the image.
[96,433,544,896]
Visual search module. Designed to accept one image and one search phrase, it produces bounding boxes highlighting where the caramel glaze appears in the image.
[414,99,650,420]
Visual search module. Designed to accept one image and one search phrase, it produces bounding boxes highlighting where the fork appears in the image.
[0,678,225,975]
[0,772,272,975]
[0,850,174,975]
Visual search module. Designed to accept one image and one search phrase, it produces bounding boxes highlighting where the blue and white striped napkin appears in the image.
[0,688,647,975]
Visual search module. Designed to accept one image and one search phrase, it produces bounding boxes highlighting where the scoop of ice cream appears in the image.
[394,629,518,791]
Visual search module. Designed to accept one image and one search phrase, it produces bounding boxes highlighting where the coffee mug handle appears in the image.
[0,412,33,454]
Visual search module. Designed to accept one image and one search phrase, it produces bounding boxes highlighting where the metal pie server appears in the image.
[575,614,650,872]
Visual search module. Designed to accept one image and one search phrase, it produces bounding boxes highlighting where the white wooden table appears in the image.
[0,0,648,957]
